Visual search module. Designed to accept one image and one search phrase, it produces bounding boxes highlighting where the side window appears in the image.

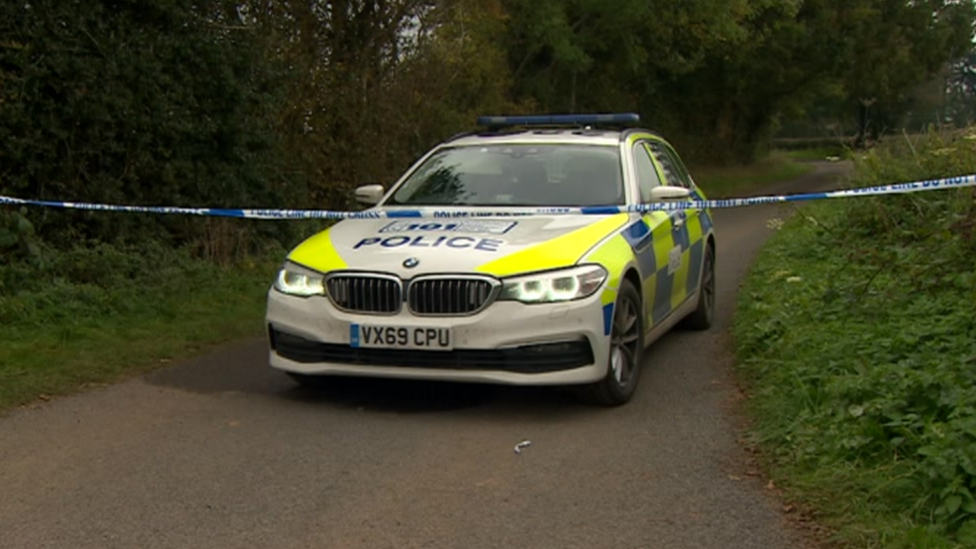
[647,141,689,188]
[664,143,695,188]
[633,142,663,202]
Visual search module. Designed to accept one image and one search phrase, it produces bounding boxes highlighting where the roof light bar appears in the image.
[476,113,641,128]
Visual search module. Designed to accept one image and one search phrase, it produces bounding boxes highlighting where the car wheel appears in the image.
[680,242,715,331]
[578,279,644,406]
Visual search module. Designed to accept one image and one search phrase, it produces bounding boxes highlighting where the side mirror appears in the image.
[354,184,385,206]
[649,185,691,201]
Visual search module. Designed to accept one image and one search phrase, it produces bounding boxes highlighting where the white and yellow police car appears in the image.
[266,113,716,405]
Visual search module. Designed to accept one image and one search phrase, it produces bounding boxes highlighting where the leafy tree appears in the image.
[840,0,974,144]
[240,0,519,206]
[500,0,761,115]
[497,0,974,163]
[948,51,976,125]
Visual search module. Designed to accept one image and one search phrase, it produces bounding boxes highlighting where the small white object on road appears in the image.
[514,440,532,454]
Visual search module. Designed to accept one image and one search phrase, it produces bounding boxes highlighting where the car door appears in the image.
[630,140,677,328]
[646,140,699,311]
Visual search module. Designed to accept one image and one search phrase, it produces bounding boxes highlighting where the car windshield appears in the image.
[387,144,624,207]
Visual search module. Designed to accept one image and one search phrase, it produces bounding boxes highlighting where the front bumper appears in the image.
[265,288,612,386]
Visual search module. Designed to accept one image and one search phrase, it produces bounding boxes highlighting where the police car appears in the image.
[266,113,716,405]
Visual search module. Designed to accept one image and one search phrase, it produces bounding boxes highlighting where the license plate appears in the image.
[350,324,453,351]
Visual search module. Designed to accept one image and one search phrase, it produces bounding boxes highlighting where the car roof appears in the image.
[441,127,664,149]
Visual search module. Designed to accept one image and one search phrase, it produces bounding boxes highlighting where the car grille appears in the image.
[324,274,498,316]
[408,278,496,316]
[326,275,401,314]
[270,329,594,373]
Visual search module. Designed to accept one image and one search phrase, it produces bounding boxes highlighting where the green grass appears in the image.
[694,152,816,198]
[0,241,285,412]
[733,129,976,548]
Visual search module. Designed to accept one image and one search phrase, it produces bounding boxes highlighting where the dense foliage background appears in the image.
[2,0,974,262]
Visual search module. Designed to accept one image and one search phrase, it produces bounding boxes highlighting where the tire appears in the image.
[577,279,644,406]
[680,242,715,331]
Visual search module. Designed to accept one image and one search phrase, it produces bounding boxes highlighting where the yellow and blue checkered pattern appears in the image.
[612,190,713,331]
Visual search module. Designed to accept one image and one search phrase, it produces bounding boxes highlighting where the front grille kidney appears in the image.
[325,275,497,316]
[326,275,401,314]
[408,278,495,315]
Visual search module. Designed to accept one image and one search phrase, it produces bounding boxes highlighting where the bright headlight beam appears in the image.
[500,265,607,304]
[518,280,547,301]
[549,275,580,300]
[274,263,326,297]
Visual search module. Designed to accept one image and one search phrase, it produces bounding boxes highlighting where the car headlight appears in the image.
[499,265,608,304]
[273,262,326,297]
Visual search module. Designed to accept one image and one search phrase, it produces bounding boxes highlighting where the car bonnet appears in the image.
[287,213,631,278]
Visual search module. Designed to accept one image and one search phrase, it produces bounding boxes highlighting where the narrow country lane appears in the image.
[0,162,851,549]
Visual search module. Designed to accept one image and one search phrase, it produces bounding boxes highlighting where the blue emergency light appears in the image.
[476,113,641,128]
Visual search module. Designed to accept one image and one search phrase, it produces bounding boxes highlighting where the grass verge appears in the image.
[0,240,287,413]
[694,151,815,197]
[732,129,976,548]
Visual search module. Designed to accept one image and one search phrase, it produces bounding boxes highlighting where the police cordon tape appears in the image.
[1,174,974,220]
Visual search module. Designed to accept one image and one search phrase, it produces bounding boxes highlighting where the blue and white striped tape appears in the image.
[1,174,974,220]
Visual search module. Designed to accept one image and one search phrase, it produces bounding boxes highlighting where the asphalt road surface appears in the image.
[0,162,851,549]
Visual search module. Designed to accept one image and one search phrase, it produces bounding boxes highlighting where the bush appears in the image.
[733,128,976,548]
[0,0,298,248]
